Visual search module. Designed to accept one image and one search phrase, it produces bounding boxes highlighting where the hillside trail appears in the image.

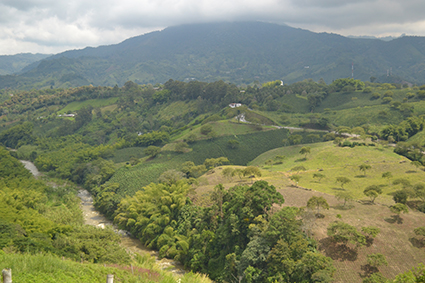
[19,159,186,275]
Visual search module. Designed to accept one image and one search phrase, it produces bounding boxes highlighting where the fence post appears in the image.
[106,274,114,283]
[2,269,12,283]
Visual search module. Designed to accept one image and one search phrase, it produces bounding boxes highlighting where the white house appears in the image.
[229,103,242,108]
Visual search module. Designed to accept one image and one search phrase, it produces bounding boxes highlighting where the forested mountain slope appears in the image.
[0,53,49,75]
[2,22,425,89]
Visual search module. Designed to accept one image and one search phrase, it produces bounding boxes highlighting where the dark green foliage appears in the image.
[307,196,330,215]
[330,78,365,92]
[0,122,35,149]
[336,176,351,189]
[143,145,161,158]
[136,131,169,146]
[8,22,425,91]
[327,221,366,247]
[363,185,383,204]
[362,272,388,283]
[0,148,130,265]
[393,190,408,204]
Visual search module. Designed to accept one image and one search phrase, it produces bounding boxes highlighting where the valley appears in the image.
[1,77,425,282]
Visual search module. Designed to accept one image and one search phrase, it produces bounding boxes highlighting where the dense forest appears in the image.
[1,78,425,282]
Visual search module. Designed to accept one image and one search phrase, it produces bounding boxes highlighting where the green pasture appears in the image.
[109,128,331,198]
[177,120,273,141]
[250,141,425,203]
[57,97,119,114]
[155,100,197,121]
[407,129,425,145]
[323,104,405,127]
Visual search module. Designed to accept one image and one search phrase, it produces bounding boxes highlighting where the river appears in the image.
[20,159,185,275]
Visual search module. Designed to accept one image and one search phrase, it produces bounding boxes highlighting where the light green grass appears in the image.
[0,252,211,283]
[155,100,197,121]
[250,141,425,203]
[175,120,271,142]
[57,97,119,114]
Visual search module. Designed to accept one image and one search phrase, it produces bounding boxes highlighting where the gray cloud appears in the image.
[1,0,425,54]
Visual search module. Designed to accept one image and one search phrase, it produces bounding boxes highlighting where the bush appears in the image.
[382,97,393,104]
[418,203,425,213]
[370,93,381,100]
[383,91,393,97]
[393,190,408,204]
[200,124,213,135]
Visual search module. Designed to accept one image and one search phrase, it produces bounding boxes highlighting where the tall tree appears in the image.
[359,164,372,176]
[336,177,351,189]
[299,146,311,159]
[307,196,330,216]
[363,185,382,204]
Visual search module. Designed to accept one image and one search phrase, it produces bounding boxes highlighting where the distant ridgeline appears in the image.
[2,22,425,89]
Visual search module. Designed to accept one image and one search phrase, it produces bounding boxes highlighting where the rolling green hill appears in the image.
[0,53,50,76]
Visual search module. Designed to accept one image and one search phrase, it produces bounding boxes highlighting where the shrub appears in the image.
[382,97,393,104]
[370,93,381,100]
[200,124,213,135]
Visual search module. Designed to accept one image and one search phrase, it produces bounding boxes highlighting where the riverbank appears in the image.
[19,159,186,275]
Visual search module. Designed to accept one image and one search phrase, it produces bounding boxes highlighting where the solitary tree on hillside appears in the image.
[336,176,351,189]
[363,185,382,204]
[336,191,354,208]
[291,165,307,174]
[307,196,330,216]
[299,146,311,159]
[313,173,326,183]
[390,203,409,223]
[359,164,372,176]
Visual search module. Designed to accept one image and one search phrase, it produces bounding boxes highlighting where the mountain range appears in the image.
[1,21,425,89]
[0,53,50,76]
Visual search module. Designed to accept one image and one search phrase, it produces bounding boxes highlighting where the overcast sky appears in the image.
[1,0,425,55]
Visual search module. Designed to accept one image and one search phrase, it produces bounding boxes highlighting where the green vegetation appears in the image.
[0,252,211,283]
[2,78,425,282]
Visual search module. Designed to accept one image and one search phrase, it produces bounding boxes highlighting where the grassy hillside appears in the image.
[57,97,119,114]
[0,252,210,283]
[193,141,425,282]
[109,127,297,196]
[250,141,425,203]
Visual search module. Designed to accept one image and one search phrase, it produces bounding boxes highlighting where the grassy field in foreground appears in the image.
[0,252,211,283]
[249,141,425,204]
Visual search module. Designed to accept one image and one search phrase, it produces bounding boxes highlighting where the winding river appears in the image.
[20,160,185,275]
